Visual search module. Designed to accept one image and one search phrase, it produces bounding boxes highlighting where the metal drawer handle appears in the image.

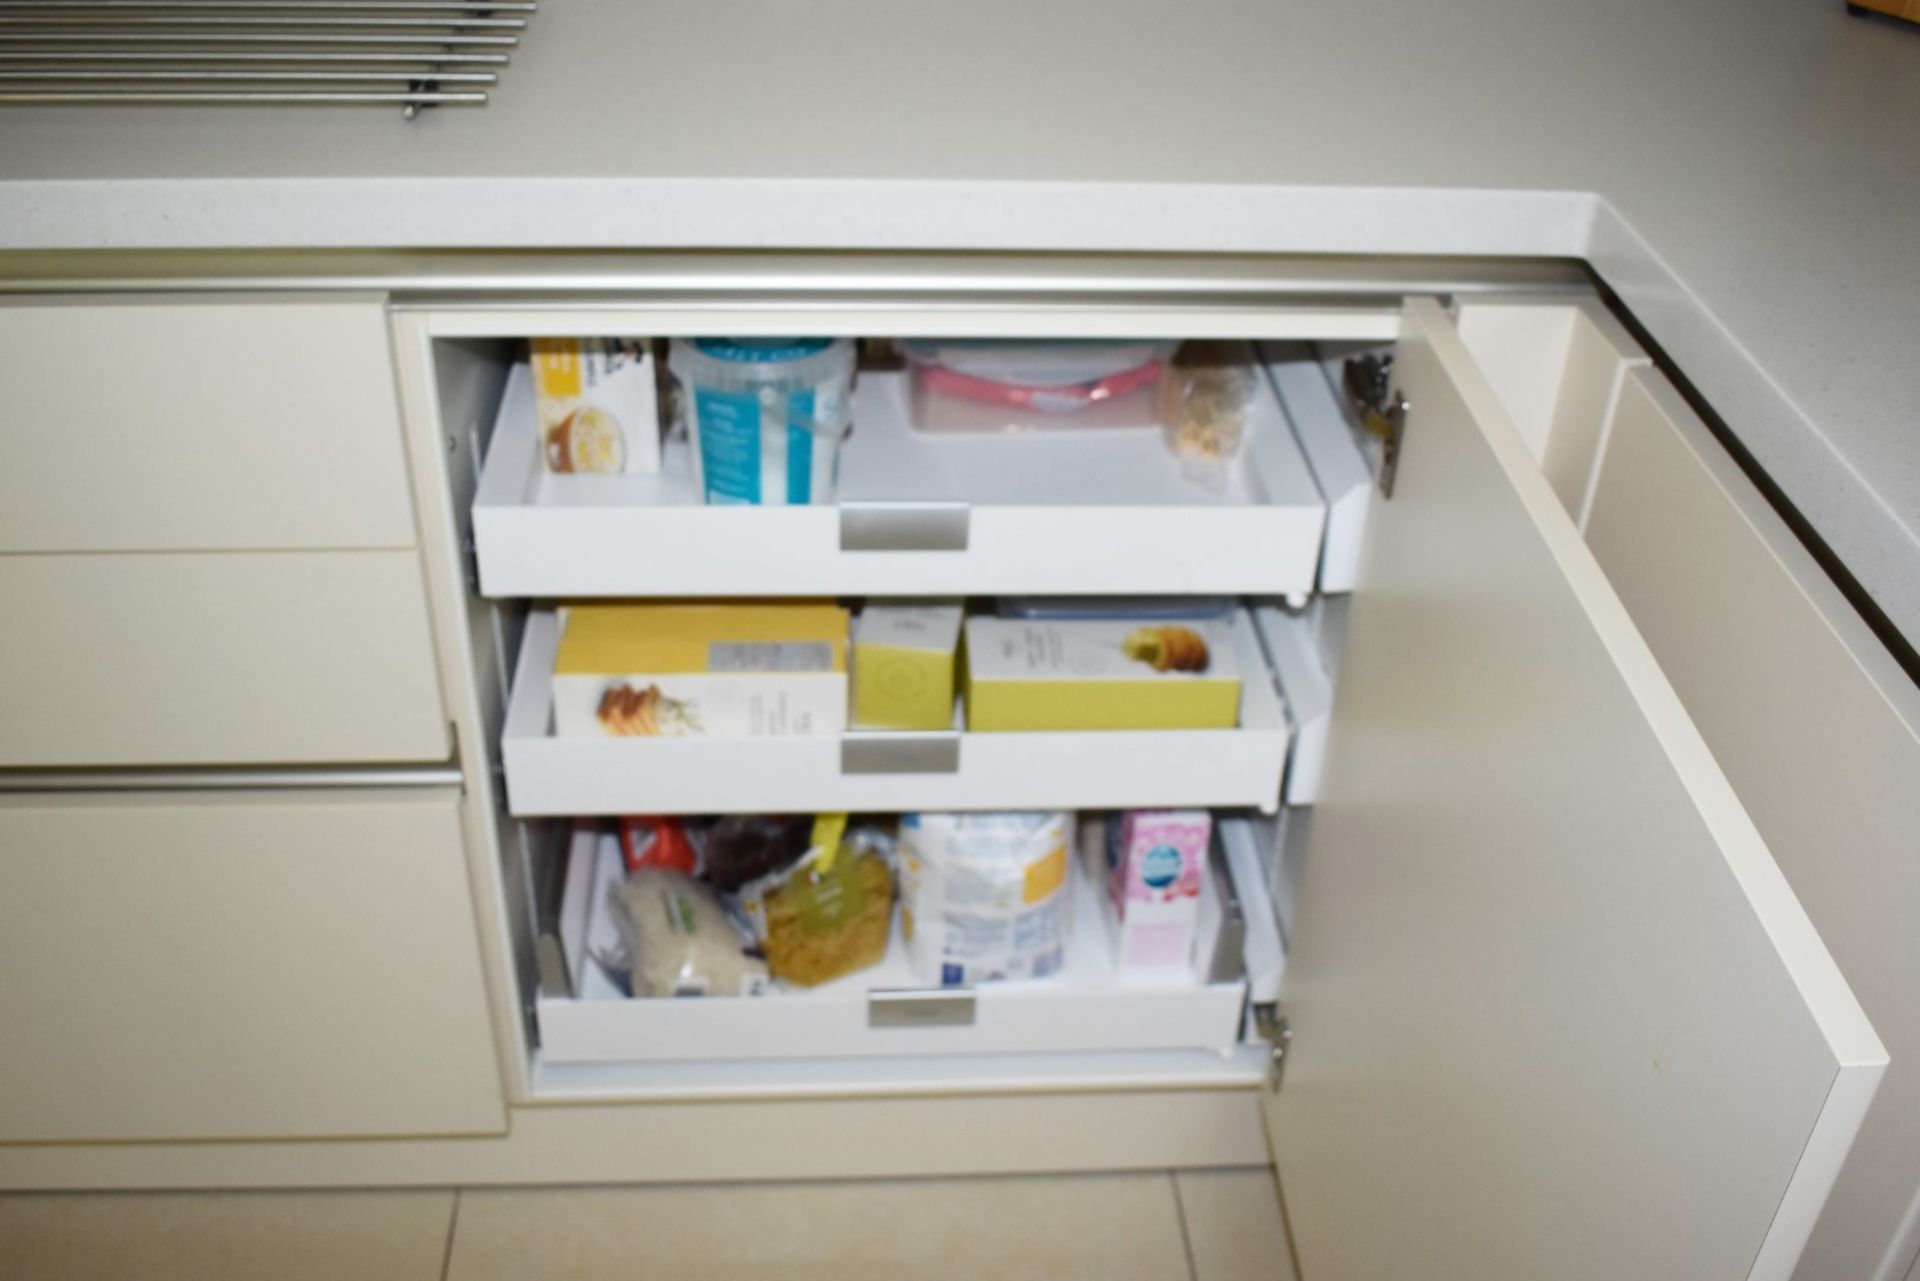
[839,734,961,775]
[869,988,977,1028]
[0,762,464,794]
[839,501,970,552]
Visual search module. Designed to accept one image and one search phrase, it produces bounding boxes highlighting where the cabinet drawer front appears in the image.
[0,297,417,553]
[1584,369,1920,1281]
[0,789,505,1142]
[0,551,450,766]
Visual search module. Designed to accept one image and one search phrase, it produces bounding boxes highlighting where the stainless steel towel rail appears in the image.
[0,0,534,112]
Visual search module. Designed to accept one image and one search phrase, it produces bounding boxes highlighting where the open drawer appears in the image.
[471,355,1327,599]
[533,816,1266,1066]
[499,606,1291,816]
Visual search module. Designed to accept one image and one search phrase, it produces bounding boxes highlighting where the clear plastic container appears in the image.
[901,339,1173,433]
[668,337,855,505]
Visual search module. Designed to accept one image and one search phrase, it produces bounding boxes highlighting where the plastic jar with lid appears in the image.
[668,337,856,505]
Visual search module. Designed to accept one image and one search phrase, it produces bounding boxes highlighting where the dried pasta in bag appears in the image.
[736,815,895,987]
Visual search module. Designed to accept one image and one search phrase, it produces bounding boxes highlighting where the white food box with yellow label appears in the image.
[529,337,662,475]
[552,603,848,738]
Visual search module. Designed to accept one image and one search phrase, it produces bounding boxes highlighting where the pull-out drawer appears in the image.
[0,297,418,554]
[0,787,504,1142]
[533,817,1270,1069]
[0,551,450,766]
[470,339,1336,600]
[499,606,1291,816]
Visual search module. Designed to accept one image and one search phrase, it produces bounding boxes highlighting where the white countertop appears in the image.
[1,0,1916,644]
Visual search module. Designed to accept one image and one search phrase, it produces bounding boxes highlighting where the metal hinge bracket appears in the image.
[1252,1003,1292,1094]
[1342,354,1410,499]
[460,534,482,596]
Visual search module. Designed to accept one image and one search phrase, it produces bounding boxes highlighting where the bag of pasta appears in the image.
[735,813,895,987]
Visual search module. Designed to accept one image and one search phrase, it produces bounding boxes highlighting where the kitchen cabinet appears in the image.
[0,297,417,554]
[0,551,449,767]
[1267,299,1877,1281]
[0,788,505,1142]
[0,294,451,767]
[0,291,487,1146]
[0,257,1906,1281]
[390,270,1882,1280]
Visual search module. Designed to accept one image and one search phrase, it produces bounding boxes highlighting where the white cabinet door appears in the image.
[0,788,506,1142]
[1583,369,1920,1281]
[0,551,450,766]
[1265,300,1884,1281]
[0,296,418,554]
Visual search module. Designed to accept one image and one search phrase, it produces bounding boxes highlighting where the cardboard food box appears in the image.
[553,603,848,738]
[529,337,662,475]
[963,618,1241,731]
[1103,810,1211,972]
[852,602,964,730]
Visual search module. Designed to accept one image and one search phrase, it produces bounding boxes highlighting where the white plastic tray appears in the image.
[471,363,1327,598]
[500,607,1292,817]
[536,824,1250,1065]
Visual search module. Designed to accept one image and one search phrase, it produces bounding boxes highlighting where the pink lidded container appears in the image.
[901,339,1174,432]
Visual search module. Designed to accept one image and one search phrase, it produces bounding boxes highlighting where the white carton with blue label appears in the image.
[1104,809,1211,972]
[668,337,855,506]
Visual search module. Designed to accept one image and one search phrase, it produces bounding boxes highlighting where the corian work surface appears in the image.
[0,0,1915,645]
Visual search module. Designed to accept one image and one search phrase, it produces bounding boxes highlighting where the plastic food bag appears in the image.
[617,815,701,875]
[609,867,769,998]
[1159,341,1254,491]
[702,814,811,892]
[736,814,895,987]
[898,811,1073,986]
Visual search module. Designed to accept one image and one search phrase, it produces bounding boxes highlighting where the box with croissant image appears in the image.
[552,602,849,739]
[962,617,1241,731]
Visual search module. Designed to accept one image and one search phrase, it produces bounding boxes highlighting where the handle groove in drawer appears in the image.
[839,734,962,775]
[838,502,970,552]
[868,988,978,1028]
[0,763,464,794]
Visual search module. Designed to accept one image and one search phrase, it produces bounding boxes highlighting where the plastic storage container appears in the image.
[901,339,1173,432]
[669,338,855,505]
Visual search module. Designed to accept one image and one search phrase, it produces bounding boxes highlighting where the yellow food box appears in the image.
[852,602,964,730]
[963,618,1240,732]
[553,602,848,738]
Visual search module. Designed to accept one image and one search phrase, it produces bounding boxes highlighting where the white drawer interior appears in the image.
[472,357,1327,599]
[427,292,1661,1103]
[500,605,1292,817]
[533,817,1264,1070]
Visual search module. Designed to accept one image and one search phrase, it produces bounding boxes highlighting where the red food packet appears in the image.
[618,815,699,875]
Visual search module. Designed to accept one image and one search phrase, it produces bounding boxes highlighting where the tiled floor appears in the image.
[0,1168,1294,1281]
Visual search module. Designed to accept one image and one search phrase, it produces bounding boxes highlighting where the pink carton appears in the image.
[1106,810,1211,972]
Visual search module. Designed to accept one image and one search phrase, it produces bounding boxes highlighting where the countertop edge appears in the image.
[2,174,1913,650]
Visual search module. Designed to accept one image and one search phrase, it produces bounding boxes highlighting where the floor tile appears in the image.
[448,1173,1191,1281]
[1175,1168,1296,1281]
[0,1189,455,1281]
